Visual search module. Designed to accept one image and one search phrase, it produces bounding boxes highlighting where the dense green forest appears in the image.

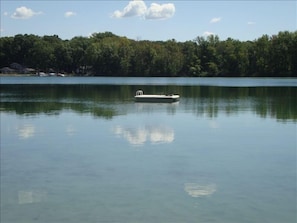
[0,31,296,77]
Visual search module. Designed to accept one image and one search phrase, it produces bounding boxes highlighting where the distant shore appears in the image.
[0,74,33,77]
[1,74,297,78]
[0,73,69,77]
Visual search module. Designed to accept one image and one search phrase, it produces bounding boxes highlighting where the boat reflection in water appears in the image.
[113,125,174,146]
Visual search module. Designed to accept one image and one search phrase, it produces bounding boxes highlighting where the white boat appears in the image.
[134,90,180,103]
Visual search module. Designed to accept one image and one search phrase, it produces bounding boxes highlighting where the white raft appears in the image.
[134,90,180,103]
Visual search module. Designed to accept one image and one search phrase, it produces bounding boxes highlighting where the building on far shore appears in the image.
[0,67,15,74]
[0,63,36,75]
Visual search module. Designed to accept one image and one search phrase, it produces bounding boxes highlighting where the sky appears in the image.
[1,0,296,42]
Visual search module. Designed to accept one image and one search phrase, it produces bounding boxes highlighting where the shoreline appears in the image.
[1,74,296,78]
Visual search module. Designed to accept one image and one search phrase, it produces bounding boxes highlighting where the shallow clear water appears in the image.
[1,77,296,223]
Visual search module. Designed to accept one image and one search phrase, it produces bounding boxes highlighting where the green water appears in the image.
[1,77,296,223]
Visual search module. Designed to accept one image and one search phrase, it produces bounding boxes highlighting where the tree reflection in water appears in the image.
[1,84,296,122]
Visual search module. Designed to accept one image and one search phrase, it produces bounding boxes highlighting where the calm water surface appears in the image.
[1,77,296,223]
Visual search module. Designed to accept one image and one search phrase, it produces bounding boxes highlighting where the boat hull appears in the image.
[135,95,180,103]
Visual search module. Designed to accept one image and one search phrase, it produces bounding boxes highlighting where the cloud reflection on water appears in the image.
[18,190,47,204]
[66,125,77,136]
[184,183,216,198]
[113,125,174,145]
[17,124,35,139]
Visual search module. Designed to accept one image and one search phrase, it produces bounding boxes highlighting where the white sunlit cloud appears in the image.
[203,31,215,36]
[112,0,175,20]
[247,21,256,25]
[64,11,77,18]
[210,17,222,23]
[11,6,42,19]
[112,0,147,18]
[145,3,175,20]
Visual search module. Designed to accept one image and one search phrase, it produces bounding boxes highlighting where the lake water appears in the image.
[1,77,296,223]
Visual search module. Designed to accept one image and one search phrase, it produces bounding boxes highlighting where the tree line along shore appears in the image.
[0,31,296,77]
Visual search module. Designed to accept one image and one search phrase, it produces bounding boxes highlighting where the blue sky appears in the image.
[1,0,296,42]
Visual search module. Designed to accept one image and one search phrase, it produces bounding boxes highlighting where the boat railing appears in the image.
[136,90,144,96]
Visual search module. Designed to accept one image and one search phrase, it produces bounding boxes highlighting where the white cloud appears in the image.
[247,21,256,25]
[210,17,222,23]
[112,0,147,18]
[145,3,175,20]
[11,6,42,19]
[64,11,77,18]
[203,31,215,36]
[112,0,175,20]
